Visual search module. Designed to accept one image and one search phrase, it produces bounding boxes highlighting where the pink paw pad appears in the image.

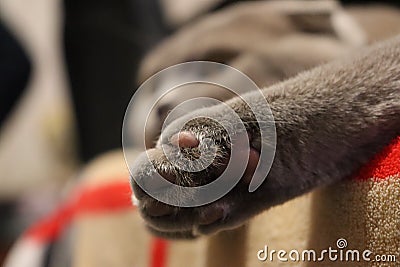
[170,131,200,148]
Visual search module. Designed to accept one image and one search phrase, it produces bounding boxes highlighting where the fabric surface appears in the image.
[4,137,400,267]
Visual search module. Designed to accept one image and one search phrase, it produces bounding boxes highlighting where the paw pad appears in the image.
[170,131,199,148]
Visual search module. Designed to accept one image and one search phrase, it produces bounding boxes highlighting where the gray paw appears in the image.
[130,116,264,237]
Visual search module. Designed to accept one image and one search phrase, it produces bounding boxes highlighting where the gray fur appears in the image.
[131,36,400,238]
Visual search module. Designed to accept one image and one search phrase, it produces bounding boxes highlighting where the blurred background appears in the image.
[0,0,399,264]
[0,0,164,261]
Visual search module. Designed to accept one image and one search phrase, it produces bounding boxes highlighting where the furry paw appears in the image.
[130,104,270,238]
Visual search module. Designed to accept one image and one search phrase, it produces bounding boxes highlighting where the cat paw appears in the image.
[130,113,267,237]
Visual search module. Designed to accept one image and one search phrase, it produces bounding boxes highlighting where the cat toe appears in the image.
[144,199,175,217]
[170,131,199,148]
